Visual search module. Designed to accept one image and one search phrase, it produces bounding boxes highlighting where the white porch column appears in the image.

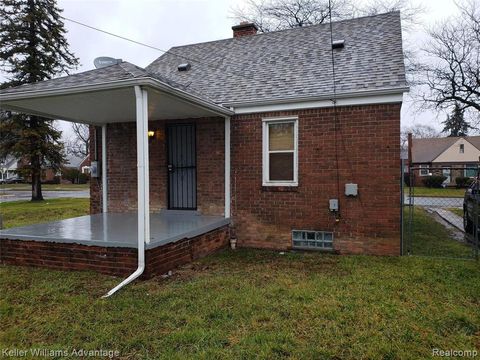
[101,124,108,213]
[224,116,231,218]
[141,88,150,244]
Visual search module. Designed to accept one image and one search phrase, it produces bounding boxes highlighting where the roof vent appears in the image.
[332,40,345,49]
[178,63,191,72]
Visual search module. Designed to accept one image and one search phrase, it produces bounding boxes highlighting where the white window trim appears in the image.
[419,164,429,177]
[262,116,298,187]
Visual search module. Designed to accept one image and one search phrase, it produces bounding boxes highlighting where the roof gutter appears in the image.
[222,86,410,108]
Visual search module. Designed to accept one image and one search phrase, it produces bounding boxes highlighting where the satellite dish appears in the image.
[94,57,122,69]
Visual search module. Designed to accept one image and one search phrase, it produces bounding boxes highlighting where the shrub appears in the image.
[422,175,447,188]
[455,177,474,188]
[62,167,81,184]
[43,176,61,185]
[78,173,89,184]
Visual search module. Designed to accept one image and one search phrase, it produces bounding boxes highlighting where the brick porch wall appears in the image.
[0,226,229,277]
[231,104,401,255]
[90,118,225,215]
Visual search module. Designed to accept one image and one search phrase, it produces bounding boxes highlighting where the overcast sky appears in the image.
[3,0,465,138]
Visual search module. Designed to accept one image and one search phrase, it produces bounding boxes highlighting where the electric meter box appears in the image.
[329,199,339,212]
[90,161,99,178]
[345,183,358,197]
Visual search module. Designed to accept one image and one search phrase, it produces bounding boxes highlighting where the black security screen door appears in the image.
[167,124,197,210]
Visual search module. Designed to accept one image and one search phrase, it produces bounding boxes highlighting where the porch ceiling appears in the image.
[0,78,234,125]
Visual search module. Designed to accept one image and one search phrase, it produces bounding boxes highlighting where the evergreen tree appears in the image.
[0,0,78,200]
[442,103,473,137]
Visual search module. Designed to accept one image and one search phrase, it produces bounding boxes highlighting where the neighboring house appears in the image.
[62,154,91,183]
[409,136,480,185]
[16,158,59,183]
[0,156,19,181]
[65,154,91,174]
[0,12,408,264]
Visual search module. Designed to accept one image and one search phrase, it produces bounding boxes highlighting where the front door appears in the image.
[167,124,197,210]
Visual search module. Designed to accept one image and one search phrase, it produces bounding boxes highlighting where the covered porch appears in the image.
[0,62,234,294]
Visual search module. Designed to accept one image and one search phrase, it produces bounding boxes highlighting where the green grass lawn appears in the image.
[0,198,89,228]
[406,207,473,259]
[0,183,89,191]
[0,200,479,358]
[0,250,479,359]
[410,187,465,198]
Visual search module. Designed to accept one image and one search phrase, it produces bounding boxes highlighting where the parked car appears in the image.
[463,179,480,233]
[4,176,24,184]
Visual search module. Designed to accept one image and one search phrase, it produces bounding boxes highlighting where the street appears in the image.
[404,196,463,208]
[0,190,89,202]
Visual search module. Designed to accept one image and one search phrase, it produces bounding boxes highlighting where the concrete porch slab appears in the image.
[0,212,230,249]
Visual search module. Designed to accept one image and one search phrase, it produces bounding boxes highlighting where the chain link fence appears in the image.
[402,162,479,260]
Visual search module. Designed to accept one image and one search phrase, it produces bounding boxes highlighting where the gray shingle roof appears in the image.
[0,62,147,95]
[146,11,407,105]
[1,12,407,108]
[0,61,218,104]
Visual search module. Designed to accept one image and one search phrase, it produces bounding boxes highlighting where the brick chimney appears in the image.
[232,22,258,38]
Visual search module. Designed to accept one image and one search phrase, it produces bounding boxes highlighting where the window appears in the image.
[419,164,429,176]
[460,144,465,153]
[263,117,298,186]
[292,230,333,249]
[465,165,477,177]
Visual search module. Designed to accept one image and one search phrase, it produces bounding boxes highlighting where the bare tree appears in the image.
[231,0,354,32]
[66,123,89,158]
[352,0,425,29]
[231,0,423,32]
[400,124,439,150]
[419,1,480,116]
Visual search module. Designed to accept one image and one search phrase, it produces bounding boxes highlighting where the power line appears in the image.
[61,16,272,88]
[328,0,341,211]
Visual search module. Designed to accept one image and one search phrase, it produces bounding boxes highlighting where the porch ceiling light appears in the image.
[148,130,155,138]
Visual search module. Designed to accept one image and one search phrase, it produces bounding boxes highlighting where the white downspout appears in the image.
[103,85,149,298]
[224,116,231,218]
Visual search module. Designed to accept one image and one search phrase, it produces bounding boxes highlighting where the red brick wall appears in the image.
[0,239,137,276]
[89,103,401,256]
[0,226,229,277]
[90,118,225,215]
[230,104,401,255]
[89,126,102,214]
[144,226,229,278]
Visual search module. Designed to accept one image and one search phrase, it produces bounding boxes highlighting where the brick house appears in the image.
[409,136,480,186]
[0,12,407,292]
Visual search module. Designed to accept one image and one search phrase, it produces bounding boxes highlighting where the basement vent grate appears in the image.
[292,230,333,250]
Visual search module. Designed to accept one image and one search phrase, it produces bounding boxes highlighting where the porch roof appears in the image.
[0,62,233,125]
